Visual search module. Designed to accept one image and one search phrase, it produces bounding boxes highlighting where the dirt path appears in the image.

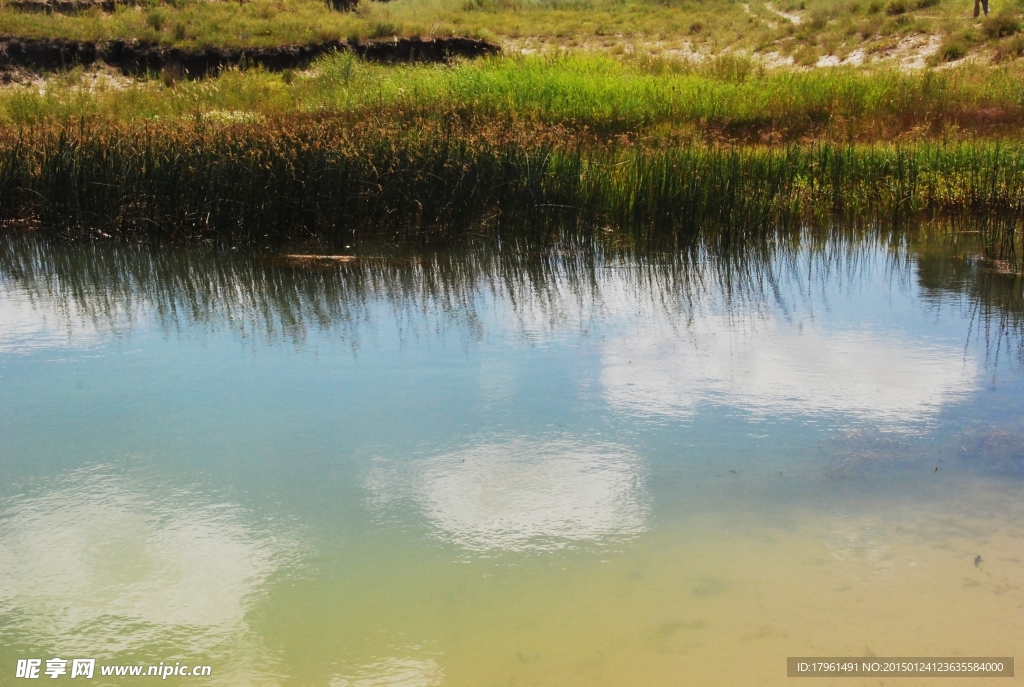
[765,3,803,24]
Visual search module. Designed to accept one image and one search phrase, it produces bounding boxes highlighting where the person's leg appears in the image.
[983,0,989,14]
[974,0,981,17]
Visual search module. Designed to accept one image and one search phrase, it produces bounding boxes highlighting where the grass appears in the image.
[2,55,1024,254]
[0,0,1022,65]
[4,0,1024,358]
[3,119,1024,253]
[3,54,1024,141]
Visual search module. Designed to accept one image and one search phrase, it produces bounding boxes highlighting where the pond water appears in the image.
[0,232,1022,686]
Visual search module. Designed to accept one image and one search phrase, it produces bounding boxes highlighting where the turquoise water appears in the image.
[0,233,1022,686]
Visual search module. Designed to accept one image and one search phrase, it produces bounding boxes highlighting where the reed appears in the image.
[2,120,1024,254]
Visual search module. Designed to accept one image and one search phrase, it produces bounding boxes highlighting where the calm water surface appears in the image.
[0,233,1022,686]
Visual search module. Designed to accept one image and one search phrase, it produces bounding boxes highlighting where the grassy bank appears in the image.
[3,56,1023,253]
[2,120,1023,253]
[4,54,1024,141]
[1,0,1023,67]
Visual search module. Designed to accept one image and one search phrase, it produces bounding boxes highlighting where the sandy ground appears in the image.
[504,30,952,71]
[0,27,1004,93]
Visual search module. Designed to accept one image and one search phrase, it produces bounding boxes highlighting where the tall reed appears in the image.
[2,121,1024,252]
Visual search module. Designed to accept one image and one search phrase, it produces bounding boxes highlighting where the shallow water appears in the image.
[0,233,1022,686]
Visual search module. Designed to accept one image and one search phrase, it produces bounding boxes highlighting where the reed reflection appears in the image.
[1,229,1021,372]
[0,229,848,349]
[0,286,105,354]
[914,233,1024,369]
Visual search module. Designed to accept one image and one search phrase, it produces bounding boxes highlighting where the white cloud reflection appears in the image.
[0,467,299,659]
[367,439,649,552]
[602,316,979,426]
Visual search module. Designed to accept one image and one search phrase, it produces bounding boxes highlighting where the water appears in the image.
[1,232,1022,686]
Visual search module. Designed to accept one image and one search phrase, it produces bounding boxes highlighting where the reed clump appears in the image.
[2,119,1024,252]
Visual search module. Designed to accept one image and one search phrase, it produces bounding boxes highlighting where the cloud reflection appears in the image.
[0,467,299,658]
[602,316,979,426]
[368,439,649,552]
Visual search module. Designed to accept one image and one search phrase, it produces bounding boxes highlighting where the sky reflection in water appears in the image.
[603,319,979,426]
[0,233,1022,686]
[367,438,649,552]
[0,465,300,683]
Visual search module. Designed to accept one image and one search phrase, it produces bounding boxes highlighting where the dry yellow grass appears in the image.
[1,0,1021,66]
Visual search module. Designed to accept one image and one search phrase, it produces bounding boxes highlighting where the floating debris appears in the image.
[281,254,358,263]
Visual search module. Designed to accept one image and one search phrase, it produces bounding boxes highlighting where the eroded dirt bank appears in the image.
[0,35,500,77]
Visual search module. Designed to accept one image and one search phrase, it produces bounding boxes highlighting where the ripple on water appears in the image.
[330,655,444,687]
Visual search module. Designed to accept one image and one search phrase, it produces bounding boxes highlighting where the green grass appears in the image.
[3,54,1024,141]
[0,0,751,48]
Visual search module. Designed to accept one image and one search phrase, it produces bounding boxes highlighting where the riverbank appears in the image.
[1,0,1021,68]
[0,35,500,77]
[2,55,1023,253]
